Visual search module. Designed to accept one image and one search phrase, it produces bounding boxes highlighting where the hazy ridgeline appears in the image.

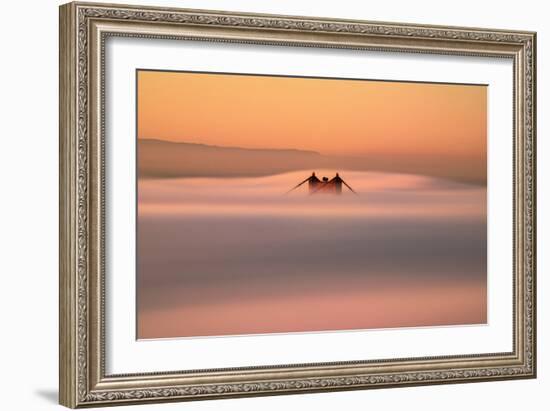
[138,139,487,185]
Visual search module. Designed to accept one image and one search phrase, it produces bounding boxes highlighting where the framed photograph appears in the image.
[59,2,537,408]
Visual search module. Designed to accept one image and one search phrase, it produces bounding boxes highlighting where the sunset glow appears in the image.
[137,70,487,158]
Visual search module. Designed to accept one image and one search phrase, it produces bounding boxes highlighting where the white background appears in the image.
[0,0,546,410]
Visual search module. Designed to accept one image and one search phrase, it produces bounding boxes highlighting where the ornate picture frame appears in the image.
[59,1,536,408]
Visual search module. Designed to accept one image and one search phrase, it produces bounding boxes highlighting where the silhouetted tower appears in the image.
[286,172,357,196]
[332,173,343,194]
[308,172,321,192]
[285,172,321,194]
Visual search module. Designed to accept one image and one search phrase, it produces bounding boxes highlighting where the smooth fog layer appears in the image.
[137,171,487,339]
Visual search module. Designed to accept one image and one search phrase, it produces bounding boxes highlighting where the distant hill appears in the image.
[138,139,486,185]
[138,139,324,179]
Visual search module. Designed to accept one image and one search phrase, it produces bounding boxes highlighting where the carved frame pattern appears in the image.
[59,2,536,408]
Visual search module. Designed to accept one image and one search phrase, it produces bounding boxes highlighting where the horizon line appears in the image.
[138,137,486,160]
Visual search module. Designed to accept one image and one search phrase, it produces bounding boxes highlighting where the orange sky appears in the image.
[137,70,486,158]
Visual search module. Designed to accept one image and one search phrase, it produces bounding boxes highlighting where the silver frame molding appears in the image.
[59,2,537,408]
